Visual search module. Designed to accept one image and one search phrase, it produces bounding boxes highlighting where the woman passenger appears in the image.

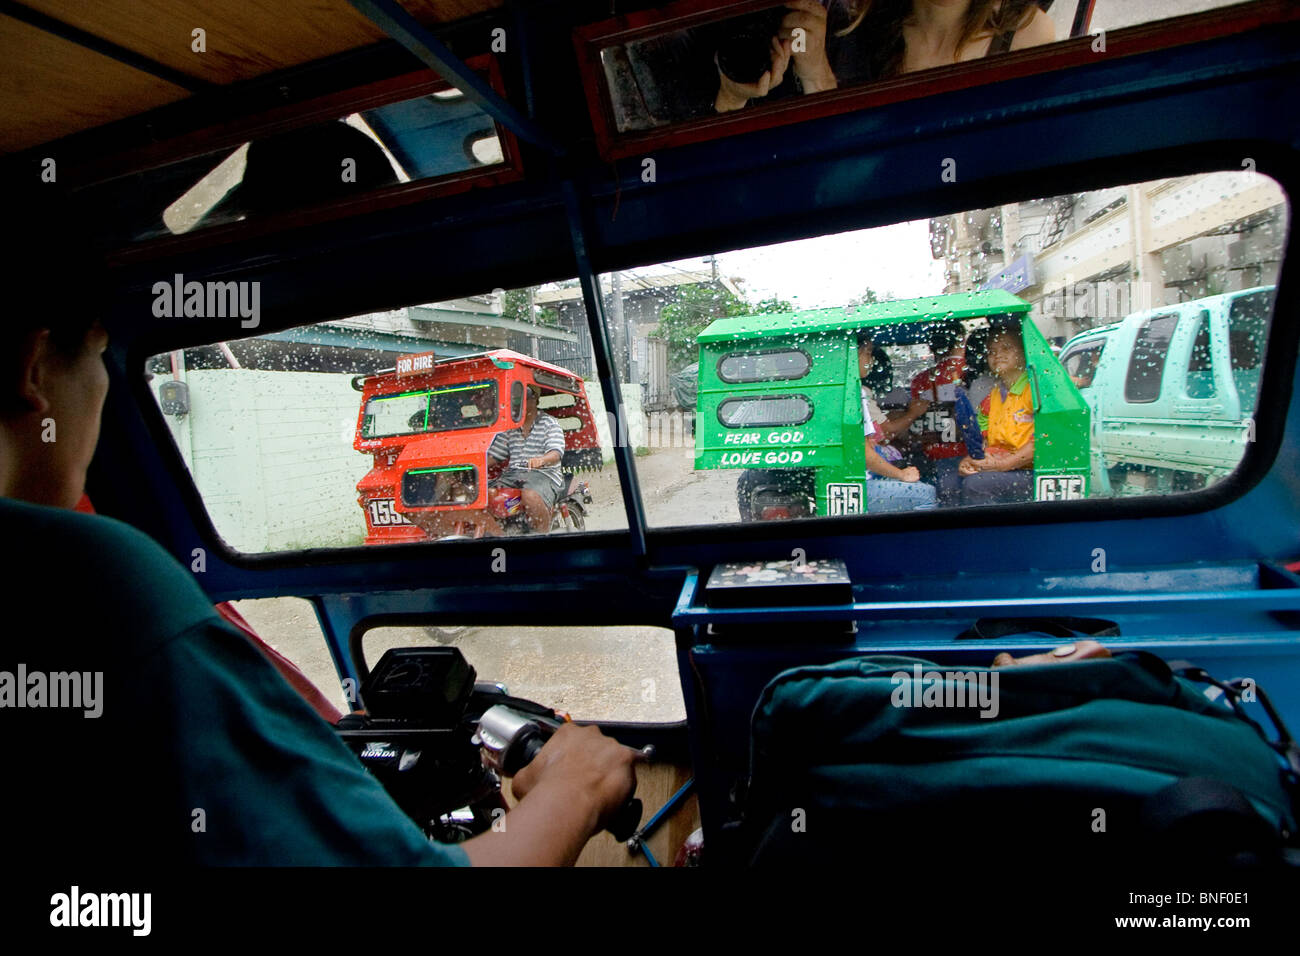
[715,0,1056,112]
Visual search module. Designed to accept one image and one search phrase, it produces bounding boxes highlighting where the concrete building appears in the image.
[931,171,1287,343]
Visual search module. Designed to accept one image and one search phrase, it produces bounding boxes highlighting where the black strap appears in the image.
[986,29,1017,56]
[955,616,1120,641]
[1174,664,1300,784]
[1140,778,1284,863]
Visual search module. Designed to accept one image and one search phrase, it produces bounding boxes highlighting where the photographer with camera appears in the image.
[714,1,837,112]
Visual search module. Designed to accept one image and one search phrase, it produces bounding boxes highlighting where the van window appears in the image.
[1062,339,1106,390]
[1124,313,1179,403]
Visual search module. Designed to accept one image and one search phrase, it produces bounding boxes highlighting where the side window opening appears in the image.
[1062,340,1105,390]
[510,380,524,421]
[717,348,811,383]
[718,395,813,428]
[1124,313,1179,404]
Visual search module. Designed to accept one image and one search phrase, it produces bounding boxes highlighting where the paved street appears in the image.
[233,445,742,720]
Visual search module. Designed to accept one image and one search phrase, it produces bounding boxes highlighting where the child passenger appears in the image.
[857,330,937,512]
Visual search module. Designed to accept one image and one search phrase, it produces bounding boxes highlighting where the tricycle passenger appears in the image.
[857,331,936,512]
[889,319,968,505]
[953,324,994,453]
[957,323,1035,504]
[487,384,566,533]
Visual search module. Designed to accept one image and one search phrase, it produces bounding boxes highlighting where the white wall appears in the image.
[154,370,370,553]
[152,370,650,552]
[585,382,647,459]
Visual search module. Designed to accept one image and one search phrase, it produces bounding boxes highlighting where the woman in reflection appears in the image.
[715,0,1056,112]
[835,0,1056,81]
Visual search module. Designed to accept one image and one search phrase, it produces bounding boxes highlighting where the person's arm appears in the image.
[488,431,509,462]
[527,449,562,469]
[461,722,643,867]
[878,414,912,439]
[865,439,919,482]
[968,437,1035,473]
[781,0,837,93]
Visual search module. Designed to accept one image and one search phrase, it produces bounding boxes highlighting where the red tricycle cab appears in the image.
[352,350,601,543]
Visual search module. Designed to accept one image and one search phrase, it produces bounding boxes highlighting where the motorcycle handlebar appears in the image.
[479,705,644,843]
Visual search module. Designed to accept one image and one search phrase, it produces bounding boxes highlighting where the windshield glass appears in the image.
[597,169,1287,526]
[145,282,628,553]
[362,381,498,438]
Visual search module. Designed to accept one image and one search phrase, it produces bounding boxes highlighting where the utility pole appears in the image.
[610,270,628,382]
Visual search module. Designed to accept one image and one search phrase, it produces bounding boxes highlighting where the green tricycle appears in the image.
[694,290,1090,520]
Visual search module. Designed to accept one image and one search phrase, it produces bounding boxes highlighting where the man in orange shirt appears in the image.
[958,324,1036,505]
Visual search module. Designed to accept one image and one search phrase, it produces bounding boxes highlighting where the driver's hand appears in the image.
[510,722,645,834]
[526,457,545,469]
[992,640,1111,668]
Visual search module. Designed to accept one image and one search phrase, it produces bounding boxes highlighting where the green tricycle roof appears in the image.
[696,289,1032,344]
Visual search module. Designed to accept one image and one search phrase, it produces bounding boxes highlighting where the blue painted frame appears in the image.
[80,13,1300,852]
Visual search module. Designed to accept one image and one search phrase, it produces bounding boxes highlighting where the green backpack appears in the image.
[742,652,1299,867]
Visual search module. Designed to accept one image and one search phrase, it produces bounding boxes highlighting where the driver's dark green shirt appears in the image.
[0,496,468,866]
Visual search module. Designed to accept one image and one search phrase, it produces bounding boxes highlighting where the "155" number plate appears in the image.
[367,498,412,526]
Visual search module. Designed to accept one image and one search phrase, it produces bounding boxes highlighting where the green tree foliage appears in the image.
[752,295,795,314]
[651,283,750,372]
[502,287,559,326]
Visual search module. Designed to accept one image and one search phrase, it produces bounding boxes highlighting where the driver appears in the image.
[0,190,642,867]
[487,384,566,533]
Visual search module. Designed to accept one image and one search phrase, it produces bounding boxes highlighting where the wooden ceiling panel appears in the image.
[3,0,507,153]
[401,0,505,23]
[22,0,391,85]
[0,13,189,153]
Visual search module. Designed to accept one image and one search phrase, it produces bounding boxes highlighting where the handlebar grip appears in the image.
[606,797,642,843]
